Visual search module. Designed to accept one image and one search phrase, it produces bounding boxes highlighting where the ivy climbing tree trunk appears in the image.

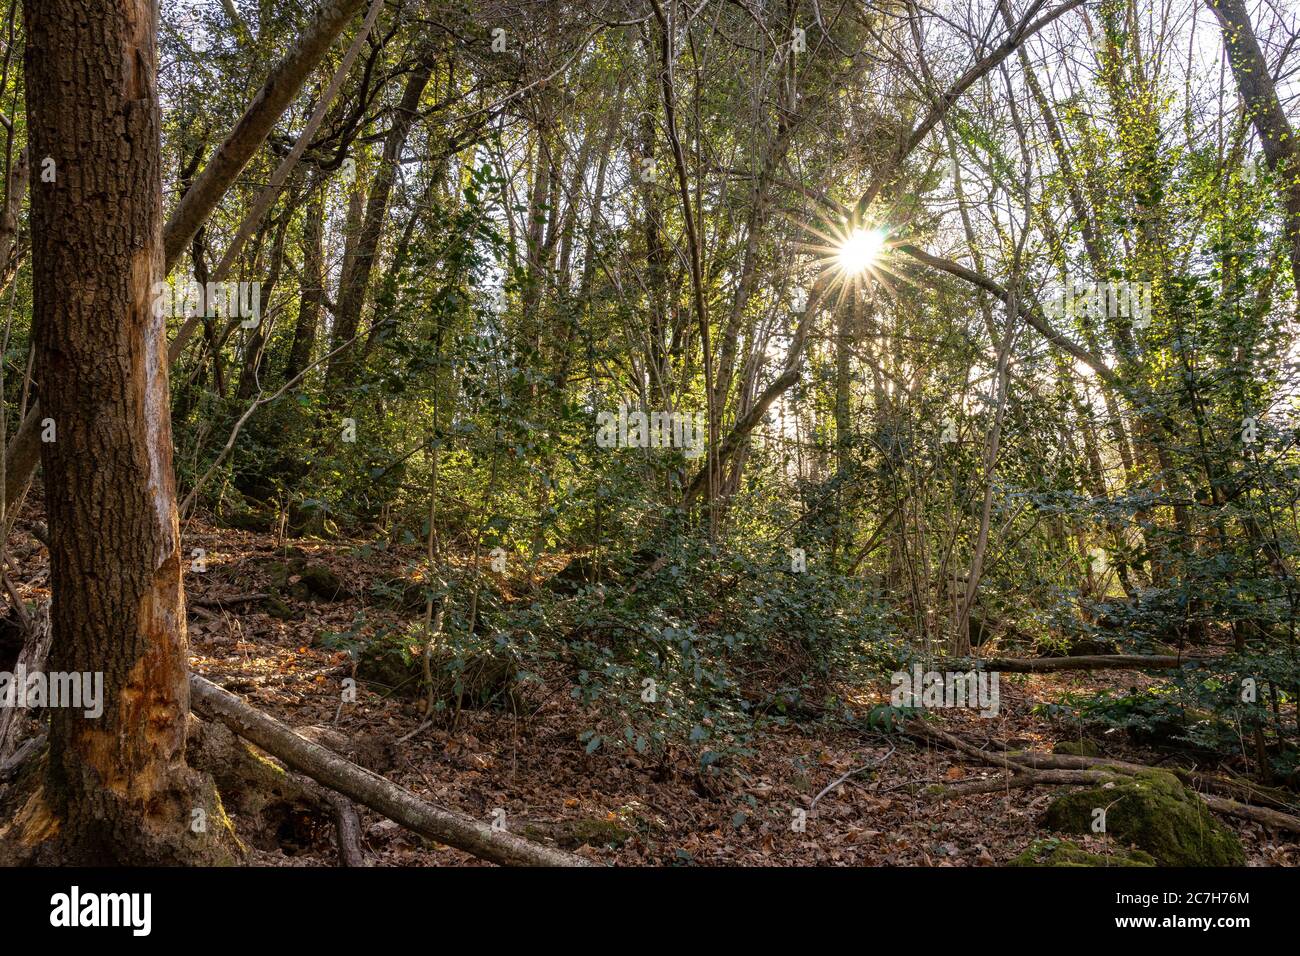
[19,0,233,864]
[1208,0,1300,300]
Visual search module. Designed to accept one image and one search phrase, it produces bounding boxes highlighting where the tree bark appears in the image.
[284,182,327,380]
[22,0,232,864]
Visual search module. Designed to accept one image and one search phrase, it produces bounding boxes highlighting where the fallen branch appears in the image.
[326,792,367,867]
[1008,752,1298,812]
[942,654,1205,673]
[188,673,593,866]
[811,745,896,811]
[905,721,1300,833]
[190,593,270,609]
[1197,792,1300,835]
[931,768,1115,798]
[292,725,366,867]
[0,602,50,763]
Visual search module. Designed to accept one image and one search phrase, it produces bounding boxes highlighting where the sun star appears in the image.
[838,227,886,274]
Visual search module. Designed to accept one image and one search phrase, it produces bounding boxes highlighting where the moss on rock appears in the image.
[263,555,347,604]
[551,816,631,848]
[355,635,519,709]
[1010,838,1155,867]
[1042,770,1245,866]
[1053,739,1100,757]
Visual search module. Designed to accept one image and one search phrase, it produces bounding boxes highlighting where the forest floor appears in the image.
[6,517,1299,867]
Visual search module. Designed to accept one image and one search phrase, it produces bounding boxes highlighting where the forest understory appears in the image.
[6,507,1295,868]
[2,0,1300,879]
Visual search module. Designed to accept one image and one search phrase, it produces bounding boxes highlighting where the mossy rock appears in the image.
[286,502,339,539]
[264,556,347,602]
[1042,770,1245,866]
[355,637,518,709]
[1010,838,1155,867]
[546,555,613,595]
[1053,739,1100,758]
[548,818,632,850]
[223,509,276,533]
[1063,637,1120,656]
[424,649,519,711]
[262,593,297,621]
[374,580,504,636]
[355,639,424,697]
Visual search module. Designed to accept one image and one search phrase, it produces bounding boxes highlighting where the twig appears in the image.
[811,745,896,811]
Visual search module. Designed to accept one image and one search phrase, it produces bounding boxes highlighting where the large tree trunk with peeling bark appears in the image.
[21,0,232,864]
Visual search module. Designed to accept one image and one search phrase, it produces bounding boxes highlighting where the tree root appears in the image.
[906,721,1300,834]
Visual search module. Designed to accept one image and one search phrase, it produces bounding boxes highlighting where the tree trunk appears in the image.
[326,60,432,392]
[21,0,232,864]
[1208,0,1300,300]
[163,0,369,272]
[284,182,327,381]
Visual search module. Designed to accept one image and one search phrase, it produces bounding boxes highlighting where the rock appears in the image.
[355,637,519,710]
[355,639,424,697]
[545,554,612,595]
[1066,637,1120,656]
[262,593,297,621]
[286,502,338,539]
[224,509,276,533]
[297,563,345,600]
[1053,739,1100,758]
[1010,838,1155,867]
[523,817,632,850]
[1042,769,1245,866]
[263,556,348,602]
[543,547,660,595]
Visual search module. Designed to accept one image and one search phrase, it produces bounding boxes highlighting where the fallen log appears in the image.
[292,725,366,866]
[942,654,1206,673]
[0,603,51,763]
[325,791,367,867]
[930,768,1115,798]
[188,673,593,866]
[190,593,270,609]
[1198,793,1300,835]
[905,721,1300,833]
[1009,752,1299,813]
